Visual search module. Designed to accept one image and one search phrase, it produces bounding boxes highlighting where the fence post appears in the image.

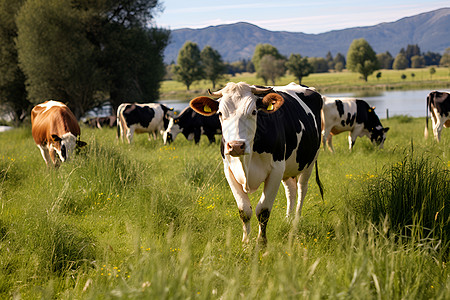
[386,108,389,120]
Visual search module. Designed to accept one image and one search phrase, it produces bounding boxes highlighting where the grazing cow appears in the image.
[163,106,221,145]
[31,100,86,167]
[424,91,450,142]
[84,116,117,129]
[117,103,174,143]
[321,97,389,152]
[190,82,323,243]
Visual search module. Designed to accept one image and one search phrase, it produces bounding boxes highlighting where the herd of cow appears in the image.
[30,84,449,243]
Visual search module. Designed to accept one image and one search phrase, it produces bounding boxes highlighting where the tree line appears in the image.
[0,0,168,123]
[170,39,450,90]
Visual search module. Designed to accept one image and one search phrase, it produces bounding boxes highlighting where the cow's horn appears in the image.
[208,89,223,98]
[251,86,273,95]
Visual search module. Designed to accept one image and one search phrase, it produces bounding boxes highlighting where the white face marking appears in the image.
[218,86,258,155]
[38,100,66,113]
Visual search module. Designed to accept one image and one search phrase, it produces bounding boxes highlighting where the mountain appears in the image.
[163,8,450,63]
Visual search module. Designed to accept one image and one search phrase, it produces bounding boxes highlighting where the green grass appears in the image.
[0,117,449,299]
[161,67,450,99]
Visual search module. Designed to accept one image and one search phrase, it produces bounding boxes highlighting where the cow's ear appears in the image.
[76,140,87,148]
[190,96,219,116]
[258,93,284,114]
[383,127,390,132]
[51,134,62,142]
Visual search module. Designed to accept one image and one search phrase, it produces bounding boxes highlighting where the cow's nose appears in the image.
[226,141,245,156]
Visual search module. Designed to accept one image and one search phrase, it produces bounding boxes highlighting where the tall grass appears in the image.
[351,147,450,242]
[0,120,449,299]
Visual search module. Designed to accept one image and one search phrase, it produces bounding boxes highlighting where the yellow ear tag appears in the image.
[267,103,274,111]
[204,104,211,113]
[368,108,372,113]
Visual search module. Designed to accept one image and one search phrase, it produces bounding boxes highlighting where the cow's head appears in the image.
[163,116,182,144]
[367,106,389,148]
[51,133,87,162]
[190,82,284,156]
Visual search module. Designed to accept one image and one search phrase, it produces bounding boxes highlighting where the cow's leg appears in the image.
[431,109,443,142]
[224,167,252,243]
[433,118,443,142]
[326,135,335,152]
[38,145,52,167]
[282,177,297,218]
[256,163,284,244]
[348,132,357,150]
[49,148,60,168]
[296,160,316,216]
[126,128,134,144]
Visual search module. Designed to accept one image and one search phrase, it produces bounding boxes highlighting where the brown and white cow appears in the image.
[31,100,86,167]
[424,91,450,142]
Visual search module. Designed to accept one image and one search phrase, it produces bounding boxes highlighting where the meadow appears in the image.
[0,112,449,299]
[160,67,450,99]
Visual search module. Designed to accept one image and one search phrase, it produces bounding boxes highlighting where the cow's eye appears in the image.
[252,110,257,116]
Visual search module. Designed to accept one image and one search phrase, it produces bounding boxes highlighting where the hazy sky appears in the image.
[154,1,448,34]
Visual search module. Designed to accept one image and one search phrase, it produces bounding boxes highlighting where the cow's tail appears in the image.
[424,94,429,138]
[315,160,324,201]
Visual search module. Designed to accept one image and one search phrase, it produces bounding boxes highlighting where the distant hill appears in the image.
[164,7,450,63]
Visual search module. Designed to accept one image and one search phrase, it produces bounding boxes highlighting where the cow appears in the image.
[117,103,174,143]
[190,82,323,244]
[163,106,221,145]
[31,100,87,167]
[84,116,117,129]
[321,97,389,152]
[424,91,450,142]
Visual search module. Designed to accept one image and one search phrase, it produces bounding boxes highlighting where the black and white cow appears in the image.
[424,91,450,142]
[321,97,389,152]
[163,106,221,145]
[117,103,174,143]
[190,82,323,243]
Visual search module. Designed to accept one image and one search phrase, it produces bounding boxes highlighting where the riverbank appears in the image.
[160,67,450,99]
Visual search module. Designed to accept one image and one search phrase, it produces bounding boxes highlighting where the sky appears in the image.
[153,0,449,34]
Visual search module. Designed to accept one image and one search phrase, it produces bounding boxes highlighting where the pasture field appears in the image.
[161,67,450,99]
[0,116,449,299]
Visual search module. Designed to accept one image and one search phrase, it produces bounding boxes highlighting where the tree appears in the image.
[410,55,425,68]
[16,0,104,118]
[346,38,379,81]
[423,51,442,66]
[285,53,313,84]
[308,57,329,73]
[393,53,409,70]
[333,53,346,71]
[201,46,225,89]
[376,52,393,69]
[174,41,204,90]
[258,55,286,85]
[402,44,421,67]
[101,24,169,110]
[0,0,29,124]
[15,0,168,118]
[325,51,334,70]
[376,72,382,80]
[440,47,450,67]
[252,44,285,83]
[429,67,436,79]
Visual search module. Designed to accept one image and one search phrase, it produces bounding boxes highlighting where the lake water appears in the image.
[159,88,450,120]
